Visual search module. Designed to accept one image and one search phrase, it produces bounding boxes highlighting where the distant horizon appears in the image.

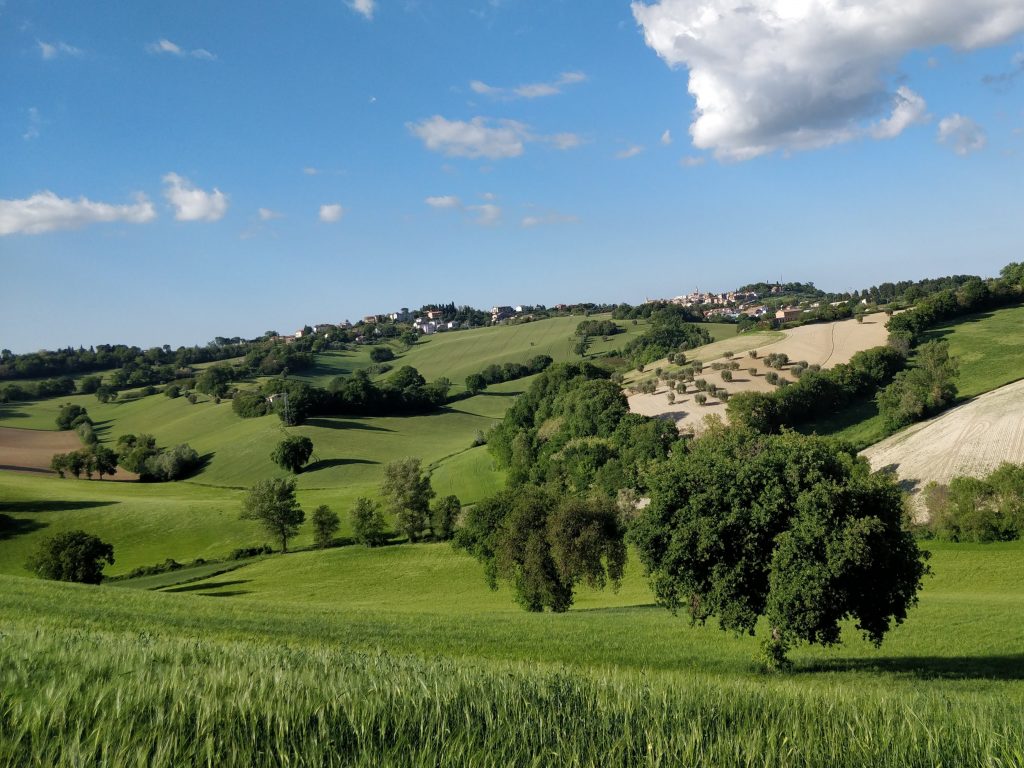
[2,259,1010,355]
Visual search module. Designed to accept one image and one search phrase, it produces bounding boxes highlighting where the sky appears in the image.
[1,0,1023,352]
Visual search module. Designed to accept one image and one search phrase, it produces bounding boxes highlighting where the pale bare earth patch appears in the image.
[627,316,889,433]
[0,426,138,480]
[862,379,1024,514]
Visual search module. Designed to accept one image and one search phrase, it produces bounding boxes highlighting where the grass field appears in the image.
[924,304,1024,398]
[0,539,1021,766]
[802,304,1024,448]
[296,313,656,389]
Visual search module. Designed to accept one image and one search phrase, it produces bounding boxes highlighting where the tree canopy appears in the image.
[271,435,314,474]
[27,530,114,584]
[455,486,625,612]
[380,458,435,542]
[631,424,929,667]
[240,478,305,552]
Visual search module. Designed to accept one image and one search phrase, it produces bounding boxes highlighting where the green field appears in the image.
[806,304,1024,448]
[296,313,654,389]
[1,539,1021,766]
[924,304,1024,398]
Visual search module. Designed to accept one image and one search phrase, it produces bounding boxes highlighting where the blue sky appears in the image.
[2,1,1022,351]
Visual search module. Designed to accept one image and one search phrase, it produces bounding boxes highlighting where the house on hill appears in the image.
[775,307,802,322]
[491,305,515,322]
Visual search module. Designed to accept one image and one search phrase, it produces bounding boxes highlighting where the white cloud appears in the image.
[468,203,501,226]
[319,203,345,222]
[632,1,1024,160]
[937,114,987,155]
[481,192,496,201]
[22,107,42,141]
[258,207,283,220]
[680,156,706,168]
[409,116,580,159]
[0,191,156,236]
[424,195,502,226]
[521,212,579,228]
[146,38,216,60]
[616,145,644,159]
[348,0,375,20]
[470,71,587,100]
[425,195,462,209]
[661,129,672,145]
[162,173,228,221]
[408,116,527,159]
[302,166,320,176]
[870,87,930,139]
[37,40,83,59]
[544,132,583,150]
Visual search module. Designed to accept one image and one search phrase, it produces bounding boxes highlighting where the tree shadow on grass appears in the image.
[305,418,393,432]
[0,405,29,420]
[305,458,378,473]
[796,654,1024,681]
[199,590,251,597]
[0,500,117,513]
[0,514,48,540]
[162,579,251,594]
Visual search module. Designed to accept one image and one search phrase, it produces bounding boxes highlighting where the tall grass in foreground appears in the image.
[2,622,1022,768]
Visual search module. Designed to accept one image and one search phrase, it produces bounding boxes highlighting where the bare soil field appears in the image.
[862,378,1024,505]
[0,427,137,480]
[628,315,889,433]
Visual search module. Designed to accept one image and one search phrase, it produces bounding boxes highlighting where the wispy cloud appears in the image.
[408,116,581,159]
[0,191,156,236]
[319,203,345,222]
[680,156,706,168]
[870,87,929,140]
[348,0,375,20]
[37,40,83,60]
[616,145,644,159]
[468,203,501,226]
[424,194,501,226]
[425,195,462,209]
[163,173,228,221]
[521,211,578,228]
[983,51,1024,90]
[22,107,43,141]
[146,38,216,60]
[937,114,987,156]
[258,208,283,221]
[469,71,586,100]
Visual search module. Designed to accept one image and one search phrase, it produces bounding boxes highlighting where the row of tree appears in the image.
[725,345,907,433]
[921,462,1024,542]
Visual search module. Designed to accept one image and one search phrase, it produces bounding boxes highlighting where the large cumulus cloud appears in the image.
[632,1,1024,159]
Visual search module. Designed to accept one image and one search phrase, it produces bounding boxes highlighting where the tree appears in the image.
[79,375,102,394]
[271,435,314,473]
[430,495,461,540]
[27,530,114,584]
[631,425,929,669]
[55,403,88,430]
[311,504,340,548]
[89,445,118,480]
[95,385,117,403]
[380,457,434,542]
[455,487,625,612]
[240,478,305,552]
[465,373,487,395]
[196,364,233,398]
[351,497,387,546]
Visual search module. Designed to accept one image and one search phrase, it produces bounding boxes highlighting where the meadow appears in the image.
[0,315,733,576]
[0,539,1021,767]
[804,304,1024,448]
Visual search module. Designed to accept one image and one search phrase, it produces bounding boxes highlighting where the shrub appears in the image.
[228,544,273,560]
[694,393,707,405]
[721,370,733,382]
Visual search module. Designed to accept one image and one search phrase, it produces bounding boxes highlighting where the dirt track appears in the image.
[628,315,889,433]
[0,426,137,480]
[862,378,1024,499]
